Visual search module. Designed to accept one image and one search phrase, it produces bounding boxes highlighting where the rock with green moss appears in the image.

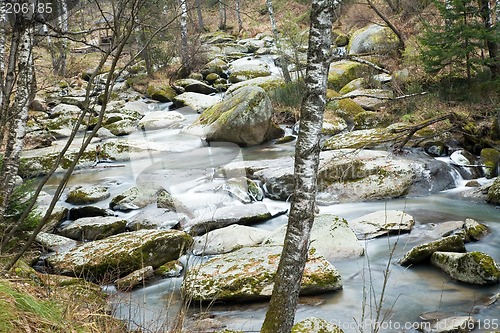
[203,57,229,77]
[343,88,393,111]
[487,177,500,204]
[182,245,342,302]
[227,57,271,83]
[328,61,370,91]
[339,78,366,95]
[173,92,221,113]
[154,260,183,277]
[325,90,365,124]
[353,111,382,130]
[174,78,217,95]
[146,84,177,102]
[400,235,466,266]
[35,232,77,253]
[110,186,161,211]
[464,218,490,241]
[115,266,154,291]
[188,86,275,146]
[137,111,185,130]
[333,29,349,47]
[275,135,296,144]
[292,317,344,333]
[58,216,127,241]
[431,251,500,285]
[322,117,348,135]
[205,73,220,83]
[193,224,271,255]
[227,75,285,94]
[349,210,415,240]
[66,185,110,205]
[219,177,264,203]
[104,119,137,136]
[185,203,286,236]
[348,24,400,55]
[480,148,500,178]
[265,215,363,260]
[322,125,404,150]
[47,229,193,282]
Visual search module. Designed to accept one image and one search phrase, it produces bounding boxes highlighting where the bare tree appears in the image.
[260,0,339,332]
[219,0,227,30]
[236,0,243,33]
[180,0,189,76]
[195,0,205,32]
[266,0,292,82]
[479,0,500,77]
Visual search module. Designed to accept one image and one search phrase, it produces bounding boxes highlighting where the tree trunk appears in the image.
[236,0,243,33]
[266,0,292,83]
[180,0,189,76]
[0,26,34,226]
[195,0,205,32]
[366,0,405,52]
[260,0,336,332]
[218,0,226,30]
[0,0,5,117]
[479,0,500,78]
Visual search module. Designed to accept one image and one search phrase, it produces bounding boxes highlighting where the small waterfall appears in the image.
[435,156,466,188]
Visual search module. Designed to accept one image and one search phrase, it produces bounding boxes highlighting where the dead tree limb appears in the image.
[327,91,427,102]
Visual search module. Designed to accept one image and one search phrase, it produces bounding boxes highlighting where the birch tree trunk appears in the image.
[0,26,34,226]
[0,0,5,116]
[180,0,189,76]
[266,0,292,83]
[48,0,68,76]
[236,0,243,33]
[260,0,336,332]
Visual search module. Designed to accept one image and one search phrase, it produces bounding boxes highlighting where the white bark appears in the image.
[266,0,292,82]
[236,0,243,32]
[266,0,279,37]
[180,0,189,74]
[260,0,337,332]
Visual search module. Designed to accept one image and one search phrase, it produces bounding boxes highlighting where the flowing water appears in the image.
[42,67,500,332]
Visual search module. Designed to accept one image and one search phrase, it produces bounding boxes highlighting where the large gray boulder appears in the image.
[192,225,271,255]
[349,210,415,239]
[110,186,161,211]
[66,185,110,205]
[47,229,193,281]
[58,216,127,241]
[399,235,466,266]
[35,232,77,253]
[174,78,217,95]
[342,88,393,111]
[188,86,279,146]
[185,203,286,236]
[264,215,364,260]
[431,251,500,285]
[227,57,271,83]
[137,111,185,130]
[348,24,400,55]
[173,92,221,113]
[182,246,342,302]
[226,75,285,94]
[487,176,500,204]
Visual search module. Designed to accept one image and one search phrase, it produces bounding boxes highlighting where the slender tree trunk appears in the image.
[260,0,336,332]
[218,0,226,30]
[479,0,499,77]
[195,0,205,32]
[366,0,405,52]
[180,0,189,76]
[0,0,5,117]
[266,0,292,83]
[236,0,243,33]
[0,26,34,226]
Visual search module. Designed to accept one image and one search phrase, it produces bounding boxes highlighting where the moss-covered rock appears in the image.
[154,260,183,277]
[190,86,274,146]
[348,24,400,55]
[333,29,349,47]
[487,177,500,204]
[292,317,344,333]
[203,57,229,77]
[400,235,466,266]
[353,111,382,130]
[431,251,500,285]
[145,84,177,102]
[57,216,127,241]
[349,210,415,240]
[227,57,271,83]
[104,119,137,136]
[174,78,217,95]
[173,92,221,113]
[339,78,366,95]
[182,246,342,302]
[480,148,500,178]
[110,186,161,211]
[343,88,393,111]
[325,90,365,124]
[115,266,154,291]
[137,111,185,130]
[205,72,220,83]
[66,185,110,205]
[227,75,285,94]
[47,229,193,282]
[328,61,370,91]
[464,218,490,241]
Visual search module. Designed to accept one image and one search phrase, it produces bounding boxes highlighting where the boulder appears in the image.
[227,57,272,83]
[146,84,177,102]
[328,61,370,91]
[189,86,276,146]
[110,186,161,211]
[226,75,285,94]
[154,260,184,277]
[193,225,271,255]
[218,177,264,203]
[203,57,228,77]
[181,246,342,302]
[173,92,221,113]
[400,235,466,266]
[65,185,110,205]
[126,208,184,231]
[115,266,154,291]
[339,78,366,95]
[292,317,344,333]
[67,206,115,221]
[349,210,415,240]
[35,232,77,253]
[185,203,286,236]
[431,251,500,285]
[137,111,185,130]
[348,24,400,55]
[487,177,500,204]
[174,78,217,95]
[480,148,500,178]
[464,218,490,241]
[47,229,193,281]
[58,216,127,241]
[104,119,137,136]
[322,125,405,150]
[264,215,364,260]
[342,88,393,111]
[325,89,365,124]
